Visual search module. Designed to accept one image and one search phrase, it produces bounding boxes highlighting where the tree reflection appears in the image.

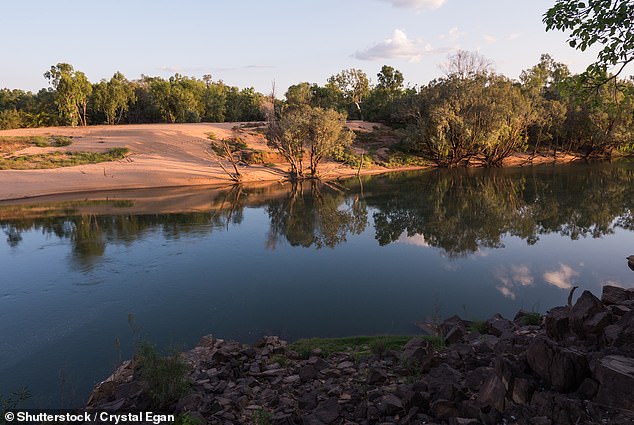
[266,180,367,249]
[1,161,634,261]
[366,162,634,256]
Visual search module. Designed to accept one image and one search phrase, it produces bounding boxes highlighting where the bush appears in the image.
[134,343,190,408]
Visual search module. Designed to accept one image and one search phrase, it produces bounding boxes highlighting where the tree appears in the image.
[520,54,570,156]
[544,0,634,79]
[44,63,93,126]
[285,82,313,106]
[93,72,135,124]
[306,108,353,176]
[441,50,492,79]
[266,105,353,178]
[376,65,404,93]
[266,106,310,178]
[327,68,370,120]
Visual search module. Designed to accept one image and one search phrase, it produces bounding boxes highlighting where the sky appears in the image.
[0,0,606,96]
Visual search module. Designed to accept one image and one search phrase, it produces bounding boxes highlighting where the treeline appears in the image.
[286,52,634,164]
[0,64,265,129]
[2,52,634,164]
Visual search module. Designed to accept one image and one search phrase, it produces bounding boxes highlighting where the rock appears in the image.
[544,306,571,342]
[298,392,317,410]
[601,285,634,305]
[511,377,535,405]
[367,367,388,385]
[444,325,465,345]
[314,397,340,424]
[477,375,508,412]
[378,393,403,415]
[576,377,598,399]
[529,417,552,425]
[530,391,590,425]
[526,337,589,392]
[485,313,515,337]
[570,290,607,338]
[593,355,634,411]
[401,337,433,368]
[299,365,317,381]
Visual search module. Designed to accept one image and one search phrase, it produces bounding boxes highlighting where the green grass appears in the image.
[0,147,129,170]
[288,335,440,359]
[468,320,488,334]
[251,409,273,425]
[134,343,190,408]
[519,312,542,326]
[0,135,73,154]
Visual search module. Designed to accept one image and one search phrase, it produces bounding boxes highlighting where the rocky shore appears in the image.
[87,286,634,424]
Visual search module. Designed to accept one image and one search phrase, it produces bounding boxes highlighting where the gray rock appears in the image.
[485,313,515,338]
[526,337,589,392]
[601,285,634,305]
[544,306,571,342]
[314,397,340,424]
[593,355,634,411]
[367,367,388,385]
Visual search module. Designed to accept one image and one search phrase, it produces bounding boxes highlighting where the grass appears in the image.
[288,335,442,359]
[0,147,129,170]
[1,388,30,424]
[134,343,190,409]
[251,409,273,425]
[468,321,488,334]
[0,135,73,155]
[519,312,542,326]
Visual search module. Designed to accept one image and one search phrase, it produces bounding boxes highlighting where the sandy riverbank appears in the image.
[0,122,576,201]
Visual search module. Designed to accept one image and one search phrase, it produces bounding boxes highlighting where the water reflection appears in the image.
[266,181,367,249]
[2,161,634,262]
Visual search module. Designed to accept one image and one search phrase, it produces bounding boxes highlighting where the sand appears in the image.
[0,122,577,201]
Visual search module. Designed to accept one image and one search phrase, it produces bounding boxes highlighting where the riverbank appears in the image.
[0,123,578,201]
[86,285,634,424]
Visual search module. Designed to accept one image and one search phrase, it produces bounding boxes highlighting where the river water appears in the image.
[1,161,633,407]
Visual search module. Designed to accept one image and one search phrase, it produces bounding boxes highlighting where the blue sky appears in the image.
[0,0,604,96]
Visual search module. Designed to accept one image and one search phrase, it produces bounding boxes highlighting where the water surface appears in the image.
[1,161,633,407]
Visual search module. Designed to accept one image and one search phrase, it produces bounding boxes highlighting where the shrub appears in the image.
[134,343,190,408]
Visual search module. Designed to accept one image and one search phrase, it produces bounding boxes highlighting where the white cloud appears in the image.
[353,29,442,62]
[495,264,534,300]
[380,0,447,10]
[496,285,516,300]
[439,26,463,41]
[397,232,431,248]
[543,264,579,289]
[482,34,497,44]
[508,33,521,40]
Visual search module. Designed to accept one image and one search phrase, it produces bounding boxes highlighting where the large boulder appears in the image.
[601,285,634,305]
[593,355,634,411]
[570,290,608,340]
[526,337,589,392]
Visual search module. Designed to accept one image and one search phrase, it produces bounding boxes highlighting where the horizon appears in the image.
[0,0,617,96]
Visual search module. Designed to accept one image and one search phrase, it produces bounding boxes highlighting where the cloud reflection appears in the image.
[543,263,579,289]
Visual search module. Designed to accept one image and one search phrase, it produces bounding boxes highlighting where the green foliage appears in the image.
[327,68,370,120]
[520,312,542,326]
[0,388,30,424]
[407,71,532,166]
[468,321,488,334]
[134,343,190,408]
[174,413,202,425]
[267,105,352,177]
[93,72,136,125]
[251,409,273,425]
[544,0,634,79]
[44,63,92,126]
[289,335,418,358]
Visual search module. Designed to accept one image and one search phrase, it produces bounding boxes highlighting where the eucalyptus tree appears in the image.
[327,68,370,120]
[520,54,569,155]
[92,72,136,124]
[266,105,352,178]
[44,63,93,126]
